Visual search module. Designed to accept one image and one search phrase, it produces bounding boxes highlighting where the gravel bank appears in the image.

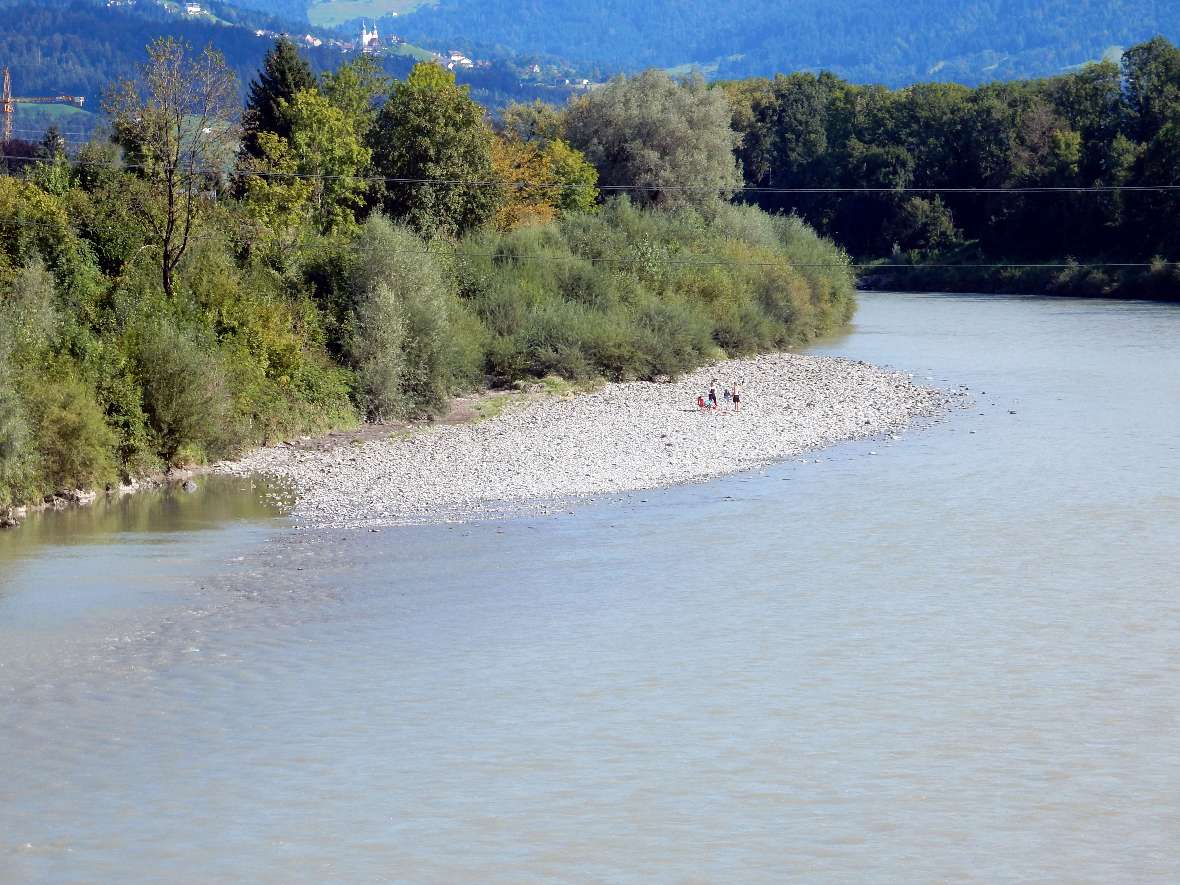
[216,353,953,528]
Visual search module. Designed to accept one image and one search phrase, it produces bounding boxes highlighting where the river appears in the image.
[2,292,1178,882]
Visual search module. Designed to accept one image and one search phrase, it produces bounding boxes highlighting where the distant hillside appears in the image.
[305,0,426,28]
[0,0,582,139]
[0,0,340,104]
[375,0,1179,84]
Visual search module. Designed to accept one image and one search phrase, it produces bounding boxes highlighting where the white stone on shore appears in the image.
[216,352,951,528]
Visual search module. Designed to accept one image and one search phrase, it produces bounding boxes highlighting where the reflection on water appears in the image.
[0,475,288,555]
[0,476,290,659]
[2,294,1179,883]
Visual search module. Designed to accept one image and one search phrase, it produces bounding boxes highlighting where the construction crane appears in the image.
[1,67,85,144]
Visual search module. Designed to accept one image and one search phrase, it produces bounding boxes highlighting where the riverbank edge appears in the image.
[2,354,957,532]
[0,380,598,530]
[0,469,199,529]
[858,259,1180,300]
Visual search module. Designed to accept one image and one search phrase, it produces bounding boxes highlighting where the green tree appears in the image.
[104,37,239,299]
[1048,61,1124,175]
[240,131,316,257]
[0,337,32,507]
[40,126,67,159]
[831,139,915,254]
[1135,114,1180,255]
[0,176,81,278]
[891,82,973,186]
[25,372,117,493]
[282,88,372,233]
[738,73,833,190]
[731,72,843,225]
[321,55,389,142]
[370,63,502,238]
[1,259,59,353]
[499,99,566,145]
[242,37,316,158]
[564,70,742,211]
[545,138,599,214]
[885,196,961,252]
[26,128,73,196]
[72,139,122,192]
[1122,36,1180,141]
[134,318,236,461]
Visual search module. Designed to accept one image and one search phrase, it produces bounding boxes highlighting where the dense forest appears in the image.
[383,0,1180,85]
[0,40,854,512]
[7,0,1180,107]
[721,36,1180,295]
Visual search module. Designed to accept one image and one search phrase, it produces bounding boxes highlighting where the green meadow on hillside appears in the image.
[307,0,433,27]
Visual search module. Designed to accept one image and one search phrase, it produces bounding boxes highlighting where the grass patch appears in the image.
[532,375,607,397]
[386,429,419,441]
[307,0,435,27]
[474,393,512,421]
[388,43,440,62]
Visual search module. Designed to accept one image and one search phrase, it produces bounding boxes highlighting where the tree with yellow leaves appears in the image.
[491,134,599,230]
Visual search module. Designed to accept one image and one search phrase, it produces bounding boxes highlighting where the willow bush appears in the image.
[454,198,855,383]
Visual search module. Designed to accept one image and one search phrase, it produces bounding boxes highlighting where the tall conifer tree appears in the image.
[242,37,316,158]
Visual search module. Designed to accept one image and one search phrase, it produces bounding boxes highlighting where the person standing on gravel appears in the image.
[708,379,719,410]
[731,381,742,411]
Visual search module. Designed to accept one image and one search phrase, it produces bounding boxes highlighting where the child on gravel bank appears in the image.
[696,380,743,412]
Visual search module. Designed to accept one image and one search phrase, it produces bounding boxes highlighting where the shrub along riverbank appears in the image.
[0,189,854,510]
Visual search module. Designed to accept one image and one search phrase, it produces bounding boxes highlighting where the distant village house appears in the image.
[447,51,474,70]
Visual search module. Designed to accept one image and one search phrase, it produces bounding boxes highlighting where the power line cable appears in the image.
[0,214,1173,272]
[1,152,1178,194]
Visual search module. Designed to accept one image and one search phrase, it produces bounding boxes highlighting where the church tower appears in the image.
[360,21,379,53]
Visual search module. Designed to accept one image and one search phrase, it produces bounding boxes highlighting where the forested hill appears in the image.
[385,0,1178,84]
[0,0,343,102]
[0,0,558,123]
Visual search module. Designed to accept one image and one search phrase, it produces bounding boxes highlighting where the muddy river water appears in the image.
[2,292,1178,882]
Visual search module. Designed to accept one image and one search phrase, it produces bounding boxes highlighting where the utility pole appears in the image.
[1,67,86,144]
[2,68,12,143]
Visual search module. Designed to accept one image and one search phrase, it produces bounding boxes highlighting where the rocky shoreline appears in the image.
[215,352,956,529]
